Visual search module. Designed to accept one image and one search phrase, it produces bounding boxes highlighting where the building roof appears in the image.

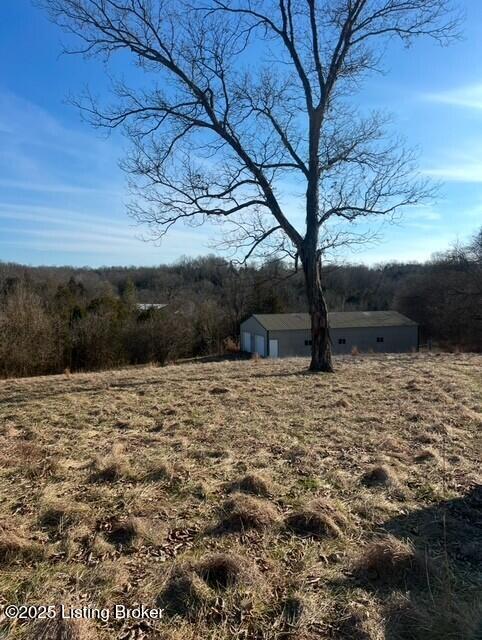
[137,303,168,311]
[250,311,417,331]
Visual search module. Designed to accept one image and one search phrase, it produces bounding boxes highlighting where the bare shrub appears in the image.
[0,283,60,377]
[223,337,239,354]
[125,306,194,365]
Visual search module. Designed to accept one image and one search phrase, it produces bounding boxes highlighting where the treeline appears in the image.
[0,228,480,378]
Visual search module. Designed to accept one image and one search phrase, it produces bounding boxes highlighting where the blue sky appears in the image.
[0,0,481,267]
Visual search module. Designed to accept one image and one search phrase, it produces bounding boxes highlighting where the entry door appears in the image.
[269,339,279,358]
[242,331,251,352]
[254,334,265,356]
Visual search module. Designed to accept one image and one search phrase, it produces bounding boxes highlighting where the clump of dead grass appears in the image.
[77,559,129,603]
[361,465,399,489]
[25,616,97,640]
[143,458,173,482]
[284,497,347,538]
[210,386,229,394]
[191,447,230,461]
[61,523,92,559]
[89,444,133,482]
[104,516,157,549]
[89,533,115,559]
[10,442,64,479]
[32,456,65,479]
[195,552,248,590]
[115,417,132,429]
[157,566,213,619]
[20,425,38,441]
[335,601,385,640]
[217,493,279,532]
[143,458,185,487]
[414,448,441,464]
[39,494,89,532]
[227,472,273,497]
[352,536,435,589]
[278,594,306,629]
[353,494,401,525]
[286,444,309,464]
[0,525,44,563]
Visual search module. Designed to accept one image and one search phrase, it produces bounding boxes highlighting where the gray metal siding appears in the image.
[240,317,268,356]
[269,329,311,357]
[269,325,418,357]
[331,326,418,354]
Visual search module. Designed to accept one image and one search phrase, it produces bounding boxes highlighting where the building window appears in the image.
[304,339,312,346]
[338,338,346,344]
[376,337,384,343]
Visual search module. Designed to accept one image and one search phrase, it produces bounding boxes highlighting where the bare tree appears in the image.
[41,0,459,371]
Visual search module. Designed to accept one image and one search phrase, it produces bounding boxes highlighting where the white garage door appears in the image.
[255,334,265,356]
[269,339,279,358]
[242,331,251,352]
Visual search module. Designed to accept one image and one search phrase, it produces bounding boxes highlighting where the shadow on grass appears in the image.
[385,484,481,569]
[340,485,482,640]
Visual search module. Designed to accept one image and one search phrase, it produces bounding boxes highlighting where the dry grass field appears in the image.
[0,353,481,640]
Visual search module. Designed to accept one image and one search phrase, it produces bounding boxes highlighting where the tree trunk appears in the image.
[302,251,334,372]
[303,107,332,372]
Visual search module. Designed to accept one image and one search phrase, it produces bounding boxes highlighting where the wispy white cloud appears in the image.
[1,233,210,261]
[0,200,214,264]
[5,226,139,246]
[423,164,482,183]
[424,83,482,110]
[0,178,122,197]
[0,90,117,161]
[422,141,482,184]
[0,203,131,235]
[1,230,213,262]
[402,204,441,222]
[0,89,123,198]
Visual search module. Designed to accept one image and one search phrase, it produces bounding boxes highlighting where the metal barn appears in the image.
[240,311,419,358]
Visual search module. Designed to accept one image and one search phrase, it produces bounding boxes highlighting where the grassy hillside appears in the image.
[0,354,480,639]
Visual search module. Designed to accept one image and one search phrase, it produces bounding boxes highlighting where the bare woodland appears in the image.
[0,228,480,378]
